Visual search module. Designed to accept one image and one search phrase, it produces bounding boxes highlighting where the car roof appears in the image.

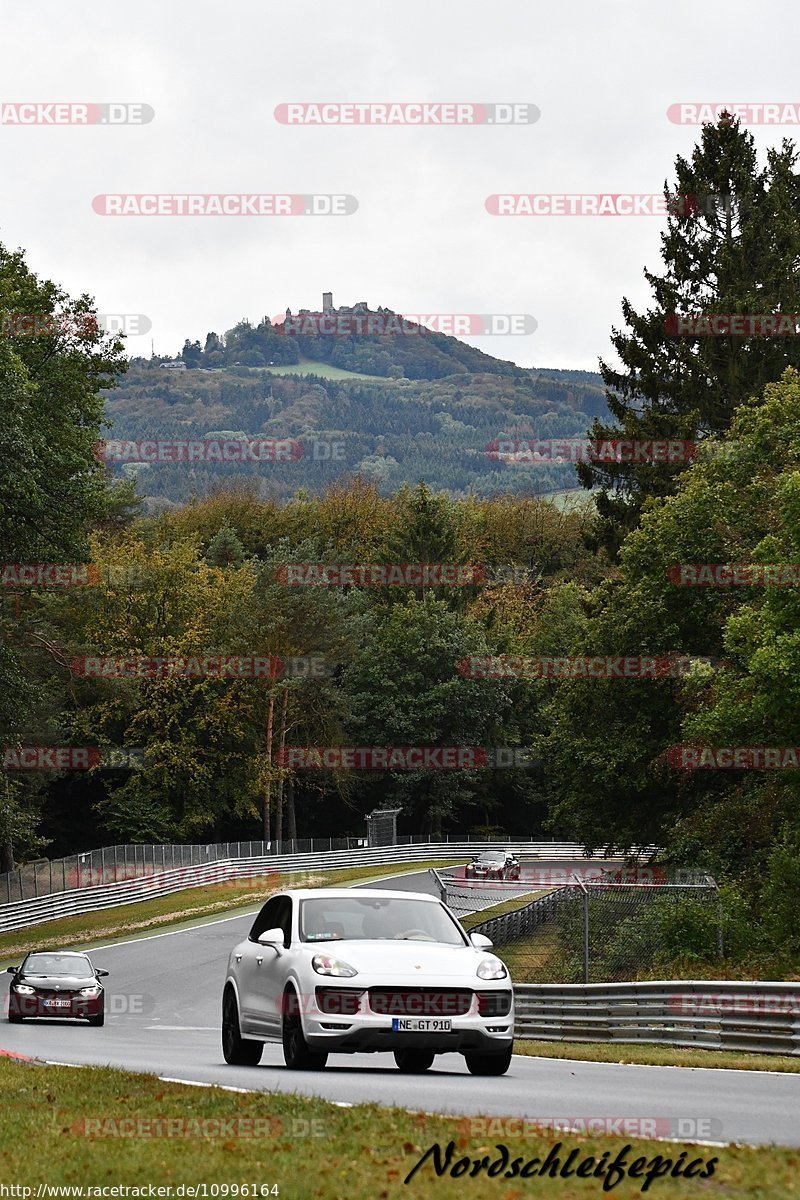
[25,949,90,957]
[269,888,440,902]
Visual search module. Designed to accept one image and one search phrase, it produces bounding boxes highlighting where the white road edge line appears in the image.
[159,1076,253,1094]
[20,1059,776,1148]
[143,1078,738,1149]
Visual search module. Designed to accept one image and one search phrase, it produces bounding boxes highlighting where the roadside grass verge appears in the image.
[492,922,563,980]
[513,1038,800,1074]
[0,1056,792,1197]
[461,890,546,932]
[0,861,462,961]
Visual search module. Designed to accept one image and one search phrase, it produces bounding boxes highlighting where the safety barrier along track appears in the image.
[512,980,800,1057]
[0,841,600,933]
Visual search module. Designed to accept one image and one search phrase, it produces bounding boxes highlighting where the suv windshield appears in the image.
[24,954,92,977]
[299,896,467,945]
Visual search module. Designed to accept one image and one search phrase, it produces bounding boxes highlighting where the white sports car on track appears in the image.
[222,887,514,1075]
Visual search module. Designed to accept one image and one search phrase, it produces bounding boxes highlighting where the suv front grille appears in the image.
[368,988,473,1016]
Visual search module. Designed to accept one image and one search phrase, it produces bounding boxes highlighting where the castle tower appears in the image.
[322,291,333,313]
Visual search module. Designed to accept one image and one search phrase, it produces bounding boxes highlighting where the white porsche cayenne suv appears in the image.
[222,887,514,1075]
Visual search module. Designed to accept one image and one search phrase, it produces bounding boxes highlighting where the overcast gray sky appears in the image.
[1,1,796,370]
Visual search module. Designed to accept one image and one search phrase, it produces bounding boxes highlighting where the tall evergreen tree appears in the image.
[205,522,246,568]
[580,116,800,554]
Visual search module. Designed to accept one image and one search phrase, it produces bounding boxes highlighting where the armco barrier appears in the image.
[512,981,800,1056]
[0,837,625,903]
[0,841,614,934]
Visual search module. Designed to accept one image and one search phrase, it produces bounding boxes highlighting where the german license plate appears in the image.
[392,1018,451,1032]
[44,999,71,1007]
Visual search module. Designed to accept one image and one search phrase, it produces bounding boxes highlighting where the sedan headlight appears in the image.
[477,958,508,980]
[78,985,102,997]
[312,954,358,978]
[12,983,35,994]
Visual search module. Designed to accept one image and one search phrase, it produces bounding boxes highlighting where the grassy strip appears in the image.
[258,357,381,381]
[0,1057,791,1197]
[461,890,546,932]
[0,861,462,962]
[514,1038,800,1074]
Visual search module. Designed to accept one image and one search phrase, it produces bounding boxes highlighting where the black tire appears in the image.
[464,1046,513,1076]
[7,1012,23,1024]
[394,1048,435,1073]
[282,990,328,1070]
[222,988,263,1066]
[88,1010,105,1027]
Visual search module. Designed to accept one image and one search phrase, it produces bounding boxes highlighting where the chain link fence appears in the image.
[438,866,721,983]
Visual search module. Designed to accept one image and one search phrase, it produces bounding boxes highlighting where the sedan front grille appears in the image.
[367,988,473,1017]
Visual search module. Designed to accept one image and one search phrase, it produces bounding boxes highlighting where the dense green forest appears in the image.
[108,357,608,506]
[3,113,800,973]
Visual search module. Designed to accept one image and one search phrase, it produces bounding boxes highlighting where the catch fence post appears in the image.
[574,875,590,984]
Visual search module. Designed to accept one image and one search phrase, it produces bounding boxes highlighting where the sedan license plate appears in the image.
[44,999,71,1008]
[392,1018,452,1032]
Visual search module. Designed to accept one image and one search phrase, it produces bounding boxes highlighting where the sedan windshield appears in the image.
[478,853,505,863]
[299,897,467,945]
[23,953,92,977]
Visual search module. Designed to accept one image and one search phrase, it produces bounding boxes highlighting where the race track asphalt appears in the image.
[1,867,798,1148]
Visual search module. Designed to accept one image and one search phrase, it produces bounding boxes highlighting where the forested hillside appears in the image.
[106,356,608,507]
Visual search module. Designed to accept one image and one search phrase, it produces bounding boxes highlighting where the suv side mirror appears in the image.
[95,969,110,978]
[6,966,19,974]
[257,927,285,952]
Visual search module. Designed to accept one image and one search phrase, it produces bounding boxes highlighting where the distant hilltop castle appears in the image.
[284,292,372,321]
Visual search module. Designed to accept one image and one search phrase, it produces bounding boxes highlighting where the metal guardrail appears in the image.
[0,837,609,903]
[0,841,601,934]
[512,981,800,1056]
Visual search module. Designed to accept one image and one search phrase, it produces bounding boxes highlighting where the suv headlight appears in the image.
[312,955,358,978]
[477,958,508,980]
[78,985,102,997]
[12,983,35,994]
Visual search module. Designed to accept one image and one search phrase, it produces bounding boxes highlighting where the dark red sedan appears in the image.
[6,951,109,1026]
[464,851,521,882]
